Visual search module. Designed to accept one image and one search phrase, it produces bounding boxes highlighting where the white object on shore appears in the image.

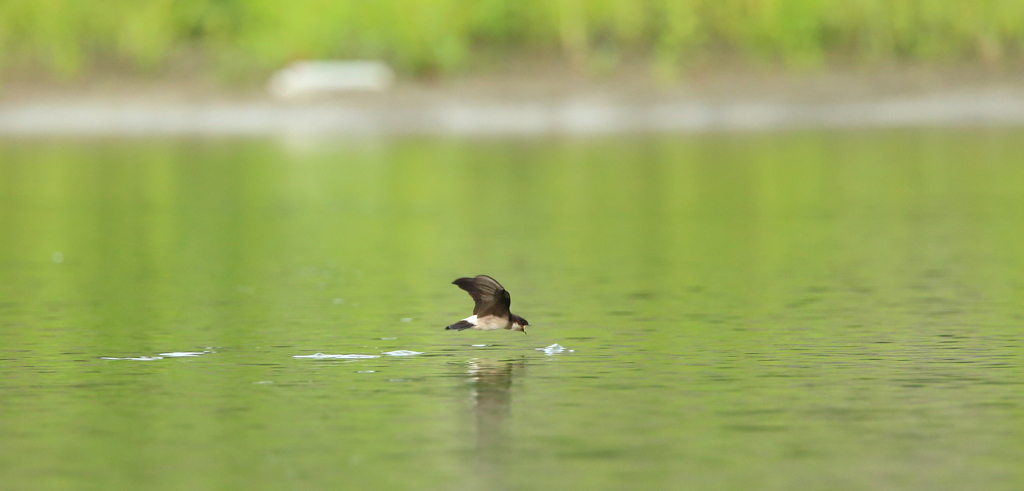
[269,60,394,99]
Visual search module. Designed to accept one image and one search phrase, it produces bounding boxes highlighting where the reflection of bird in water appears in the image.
[467,358,525,454]
[447,275,529,333]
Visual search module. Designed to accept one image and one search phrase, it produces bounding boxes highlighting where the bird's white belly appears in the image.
[464,314,510,331]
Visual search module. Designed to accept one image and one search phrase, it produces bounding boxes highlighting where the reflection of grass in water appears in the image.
[5,130,1024,352]
[1,0,1022,77]
[3,133,1024,490]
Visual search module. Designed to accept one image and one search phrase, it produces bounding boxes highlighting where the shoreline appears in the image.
[3,66,1024,135]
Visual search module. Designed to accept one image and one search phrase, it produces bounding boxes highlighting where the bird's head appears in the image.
[511,314,529,333]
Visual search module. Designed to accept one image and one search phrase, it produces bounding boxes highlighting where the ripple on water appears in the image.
[382,350,423,356]
[101,350,214,361]
[159,351,212,357]
[100,356,164,361]
[293,353,380,359]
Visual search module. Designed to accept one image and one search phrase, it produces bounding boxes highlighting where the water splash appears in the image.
[536,344,574,355]
[382,350,423,357]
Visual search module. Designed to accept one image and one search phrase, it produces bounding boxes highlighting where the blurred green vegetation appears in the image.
[1,0,1022,78]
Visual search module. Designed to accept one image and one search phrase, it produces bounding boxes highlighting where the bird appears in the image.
[446,275,529,333]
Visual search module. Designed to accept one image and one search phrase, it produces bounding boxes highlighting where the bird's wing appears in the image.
[453,275,512,317]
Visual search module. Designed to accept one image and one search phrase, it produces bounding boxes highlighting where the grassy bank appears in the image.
[2,0,1022,78]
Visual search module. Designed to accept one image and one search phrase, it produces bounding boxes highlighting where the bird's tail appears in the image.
[445,320,473,331]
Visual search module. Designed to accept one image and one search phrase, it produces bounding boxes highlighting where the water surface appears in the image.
[1,131,1023,490]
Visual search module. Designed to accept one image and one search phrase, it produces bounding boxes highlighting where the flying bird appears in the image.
[446,275,529,333]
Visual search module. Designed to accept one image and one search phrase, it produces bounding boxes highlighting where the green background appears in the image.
[2,0,1022,76]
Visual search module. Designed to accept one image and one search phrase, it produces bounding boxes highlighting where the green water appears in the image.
[1,131,1023,491]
